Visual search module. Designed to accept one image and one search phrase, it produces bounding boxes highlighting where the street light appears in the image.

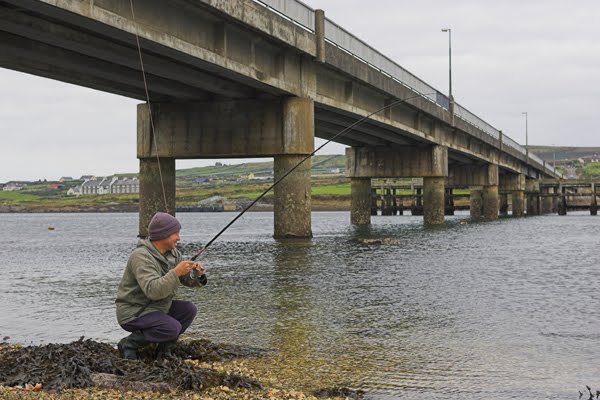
[522,111,528,156]
[441,28,453,103]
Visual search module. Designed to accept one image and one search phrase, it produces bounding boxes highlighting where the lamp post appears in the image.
[441,28,453,103]
[522,111,528,158]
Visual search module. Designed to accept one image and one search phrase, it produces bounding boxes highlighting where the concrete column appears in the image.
[483,185,499,220]
[499,193,509,216]
[139,157,176,238]
[470,188,483,219]
[350,177,371,225]
[551,186,559,213]
[423,177,445,225]
[512,190,525,218]
[273,98,314,239]
[274,154,312,238]
[541,187,553,214]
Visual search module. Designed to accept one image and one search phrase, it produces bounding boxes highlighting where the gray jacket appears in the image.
[115,238,206,325]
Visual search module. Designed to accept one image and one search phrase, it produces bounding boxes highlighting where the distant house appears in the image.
[49,183,63,189]
[193,177,212,185]
[327,167,341,174]
[3,181,29,191]
[59,177,73,182]
[80,178,104,195]
[67,186,82,196]
[110,176,139,194]
[80,175,94,181]
[240,173,255,180]
[79,176,139,195]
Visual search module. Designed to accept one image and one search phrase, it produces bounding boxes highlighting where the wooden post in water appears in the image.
[591,183,597,216]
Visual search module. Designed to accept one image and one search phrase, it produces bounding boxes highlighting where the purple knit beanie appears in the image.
[148,212,181,240]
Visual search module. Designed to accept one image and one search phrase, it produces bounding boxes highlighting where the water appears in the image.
[0,211,598,399]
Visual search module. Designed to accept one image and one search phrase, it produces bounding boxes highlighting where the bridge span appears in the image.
[0,0,562,237]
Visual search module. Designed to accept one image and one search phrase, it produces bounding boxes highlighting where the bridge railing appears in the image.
[252,0,561,178]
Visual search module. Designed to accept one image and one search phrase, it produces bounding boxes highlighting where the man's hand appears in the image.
[174,260,199,277]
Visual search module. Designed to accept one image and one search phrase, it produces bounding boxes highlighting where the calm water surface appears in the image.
[0,211,599,399]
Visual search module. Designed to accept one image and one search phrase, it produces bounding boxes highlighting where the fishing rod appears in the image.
[127,1,434,262]
[190,93,434,261]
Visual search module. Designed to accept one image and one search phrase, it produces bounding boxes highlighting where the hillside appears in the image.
[176,154,345,179]
[528,146,600,162]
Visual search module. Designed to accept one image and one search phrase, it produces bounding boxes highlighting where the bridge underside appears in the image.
[0,0,559,235]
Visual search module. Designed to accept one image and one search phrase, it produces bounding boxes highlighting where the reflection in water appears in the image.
[1,212,599,399]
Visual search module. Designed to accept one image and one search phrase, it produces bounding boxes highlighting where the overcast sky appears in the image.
[1,0,598,182]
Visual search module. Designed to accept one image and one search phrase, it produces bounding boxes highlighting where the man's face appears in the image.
[162,231,180,250]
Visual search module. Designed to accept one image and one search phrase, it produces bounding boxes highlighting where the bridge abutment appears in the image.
[346,145,448,225]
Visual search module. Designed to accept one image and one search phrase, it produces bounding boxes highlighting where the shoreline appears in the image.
[0,338,363,400]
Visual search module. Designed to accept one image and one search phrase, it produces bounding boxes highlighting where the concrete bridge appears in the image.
[0,0,561,237]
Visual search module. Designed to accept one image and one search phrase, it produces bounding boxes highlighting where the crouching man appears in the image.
[115,212,207,360]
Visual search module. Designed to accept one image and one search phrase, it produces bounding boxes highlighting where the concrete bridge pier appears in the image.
[351,177,372,225]
[512,191,525,217]
[137,97,315,239]
[138,157,176,238]
[423,177,445,225]
[346,145,448,225]
[469,188,483,219]
[526,179,541,216]
[500,173,525,218]
[448,163,498,220]
[482,185,499,220]
[541,186,554,214]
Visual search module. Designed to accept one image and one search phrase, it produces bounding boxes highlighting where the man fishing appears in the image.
[115,212,207,360]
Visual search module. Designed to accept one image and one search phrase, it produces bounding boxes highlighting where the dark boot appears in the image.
[117,331,146,360]
[155,340,177,359]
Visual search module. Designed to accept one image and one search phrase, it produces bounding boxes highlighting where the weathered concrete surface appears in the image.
[350,177,372,225]
[482,185,499,220]
[139,157,176,238]
[137,100,313,158]
[423,177,445,225]
[470,188,483,219]
[346,145,448,178]
[541,186,554,214]
[500,173,526,192]
[512,191,525,218]
[273,154,312,238]
[526,179,541,216]
[448,163,498,187]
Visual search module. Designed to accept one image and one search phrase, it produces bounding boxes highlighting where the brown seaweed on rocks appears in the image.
[0,337,261,392]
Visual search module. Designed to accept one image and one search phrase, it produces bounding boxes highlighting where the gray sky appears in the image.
[1,0,598,182]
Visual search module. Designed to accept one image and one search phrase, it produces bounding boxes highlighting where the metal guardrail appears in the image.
[252,0,561,178]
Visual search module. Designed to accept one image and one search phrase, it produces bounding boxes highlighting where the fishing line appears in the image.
[128,0,435,260]
[190,92,434,261]
[129,0,169,213]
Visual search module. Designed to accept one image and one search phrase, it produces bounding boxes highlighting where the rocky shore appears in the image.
[0,338,364,400]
